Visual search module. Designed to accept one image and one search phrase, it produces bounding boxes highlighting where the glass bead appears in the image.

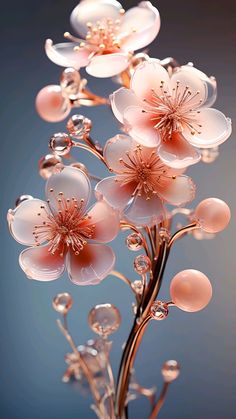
[38,154,62,179]
[150,301,169,320]
[88,303,121,337]
[126,233,143,251]
[131,280,144,295]
[194,198,231,234]
[66,114,92,138]
[161,360,180,383]
[200,146,219,163]
[134,255,151,274]
[35,85,71,122]
[60,68,81,100]
[52,293,73,314]
[49,132,73,156]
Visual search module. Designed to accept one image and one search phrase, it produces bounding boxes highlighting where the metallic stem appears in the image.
[149,382,170,419]
[168,222,198,248]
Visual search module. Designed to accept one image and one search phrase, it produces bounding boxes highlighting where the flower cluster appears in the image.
[8,0,231,289]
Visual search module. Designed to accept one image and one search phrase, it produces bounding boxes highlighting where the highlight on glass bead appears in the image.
[194,198,231,233]
[126,233,143,251]
[150,301,169,320]
[170,269,212,312]
[35,85,71,122]
[60,67,81,99]
[67,114,92,138]
[88,303,121,337]
[15,194,33,207]
[52,293,73,315]
[49,132,73,156]
[38,154,62,179]
[134,255,151,275]
[161,360,180,383]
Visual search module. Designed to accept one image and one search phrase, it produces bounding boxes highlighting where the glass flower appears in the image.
[7,167,119,285]
[110,60,232,168]
[45,0,160,78]
[95,134,195,226]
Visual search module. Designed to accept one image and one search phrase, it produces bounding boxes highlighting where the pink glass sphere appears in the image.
[35,85,71,122]
[170,269,212,312]
[194,198,231,233]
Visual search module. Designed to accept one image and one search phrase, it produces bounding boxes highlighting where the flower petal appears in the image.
[95,176,134,209]
[170,68,207,105]
[158,175,196,206]
[86,53,130,78]
[131,59,170,101]
[183,108,232,148]
[124,106,160,147]
[70,0,122,37]
[120,2,161,51]
[124,194,164,227]
[68,244,115,285]
[87,201,120,242]
[45,39,94,69]
[45,166,91,213]
[180,64,217,107]
[158,132,201,169]
[104,134,134,172]
[110,87,143,124]
[8,199,49,246]
[19,245,65,281]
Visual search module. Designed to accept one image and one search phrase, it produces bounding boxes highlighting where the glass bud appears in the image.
[150,301,169,320]
[134,255,151,274]
[88,303,121,337]
[161,360,180,383]
[52,293,73,315]
[49,132,73,156]
[38,154,62,179]
[67,114,92,138]
[126,233,143,251]
[60,68,81,100]
[15,195,33,207]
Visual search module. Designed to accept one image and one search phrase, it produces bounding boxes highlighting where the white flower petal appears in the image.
[45,39,93,69]
[181,64,217,107]
[131,59,170,100]
[103,134,134,172]
[110,87,143,123]
[124,194,164,227]
[86,53,130,78]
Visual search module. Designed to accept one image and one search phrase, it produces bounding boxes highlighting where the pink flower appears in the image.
[45,1,160,78]
[95,134,195,226]
[8,167,119,285]
[110,60,232,168]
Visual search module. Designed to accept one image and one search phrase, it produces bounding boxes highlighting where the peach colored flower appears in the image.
[45,1,160,78]
[110,60,232,168]
[95,135,195,226]
[8,167,119,285]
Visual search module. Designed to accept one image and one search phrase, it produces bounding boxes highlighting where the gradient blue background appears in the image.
[1,1,236,418]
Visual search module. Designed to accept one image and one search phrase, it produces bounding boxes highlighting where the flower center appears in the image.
[116,145,174,199]
[142,80,203,140]
[33,191,95,256]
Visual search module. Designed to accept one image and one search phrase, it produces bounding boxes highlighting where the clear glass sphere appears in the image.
[161,360,180,383]
[134,255,151,274]
[170,269,212,312]
[38,154,62,179]
[88,303,121,337]
[126,233,143,251]
[131,280,144,295]
[52,293,73,314]
[194,198,231,233]
[49,132,73,156]
[150,301,169,320]
[15,195,33,207]
[67,114,92,138]
[60,68,81,100]
[35,85,71,122]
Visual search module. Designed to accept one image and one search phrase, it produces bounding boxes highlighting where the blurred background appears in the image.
[1,0,236,418]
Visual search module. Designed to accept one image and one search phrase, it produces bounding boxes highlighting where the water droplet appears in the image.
[131,280,144,295]
[126,233,143,251]
[67,114,92,138]
[49,132,73,156]
[15,195,34,207]
[38,154,62,179]
[161,360,180,383]
[150,301,169,320]
[88,303,121,337]
[60,68,81,100]
[52,293,73,314]
[134,255,151,274]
